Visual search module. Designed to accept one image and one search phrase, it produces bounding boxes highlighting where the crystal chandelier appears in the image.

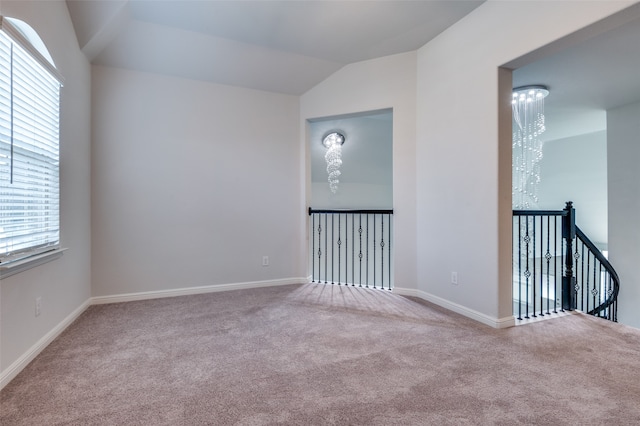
[512,85,549,209]
[322,132,345,193]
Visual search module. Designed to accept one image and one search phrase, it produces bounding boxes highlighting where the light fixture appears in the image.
[512,85,549,209]
[322,131,345,194]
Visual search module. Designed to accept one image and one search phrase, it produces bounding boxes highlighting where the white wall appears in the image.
[538,131,608,247]
[416,1,634,326]
[0,0,91,382]
[608,101,640,329]
[91,66,303,297]
[311,183,393,210]
[300,52,417,291]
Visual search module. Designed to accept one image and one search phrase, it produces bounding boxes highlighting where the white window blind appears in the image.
[0,18,62,264]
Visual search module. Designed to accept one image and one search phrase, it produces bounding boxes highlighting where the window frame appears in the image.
[0,16,64,278]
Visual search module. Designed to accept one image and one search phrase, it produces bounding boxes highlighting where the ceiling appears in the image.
[512,12,640,142]
[66,0,485,95]
[65,0,640,167]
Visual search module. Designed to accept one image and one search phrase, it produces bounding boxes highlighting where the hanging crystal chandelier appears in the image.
[322,132,345,193]
[512,85,549,209]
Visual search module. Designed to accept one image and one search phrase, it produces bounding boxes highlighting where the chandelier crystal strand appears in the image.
[323,132,345,194]
[512,86,548,209]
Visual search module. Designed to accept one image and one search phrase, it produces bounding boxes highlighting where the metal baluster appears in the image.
[317,215,322,284]
[613,286,616,321]
[380,215,385,290]
[607,271,612,320]
[538,215,543,316]
[539,216,544,315]
[352,214,355,286]
[331,214,335,284]
[604,270,609,319]
[590,247,594,312]
[337,214,342,285]
[525,217,530,319]
[574,242,580,311]
[311,213,315,283]
[545,215,551,315]
[345,214,348,286]
[324,214,328,284]
[532,216,537,317]
[388,214,392,290]
[553,216,560,314]
[573,243,589,312]
[579,242,585,312]
[598,263,604,317]
[373,214,377,289]
[585,250,598,312]
[604,280,608,317]
[592,252,598,313]
[561,236,565,312]
[574,241,580,311]
[517,216,522,320]
[358,214,363,287]
[585,246,591,312]
[366,214,370,288]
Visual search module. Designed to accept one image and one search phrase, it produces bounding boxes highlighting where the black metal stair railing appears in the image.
[512,201,619,322]
[309,208,393,290]
[574,227,619,321]
[512,209,565,319]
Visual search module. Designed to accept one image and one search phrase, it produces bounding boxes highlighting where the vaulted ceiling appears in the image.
[66,0,484,95]
[66,0,640,145]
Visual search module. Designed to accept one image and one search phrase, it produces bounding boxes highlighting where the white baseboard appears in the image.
[0,298,91,390]
[394,286,516,329]
[90,277,307,305]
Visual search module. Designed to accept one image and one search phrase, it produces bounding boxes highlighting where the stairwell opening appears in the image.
[307,109,394,290]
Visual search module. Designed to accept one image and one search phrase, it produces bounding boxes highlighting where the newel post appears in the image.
[562,201,576,311]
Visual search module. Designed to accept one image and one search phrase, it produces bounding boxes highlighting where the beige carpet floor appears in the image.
[1,283,640,425]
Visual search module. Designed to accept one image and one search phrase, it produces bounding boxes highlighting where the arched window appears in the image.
[0,17,63,267]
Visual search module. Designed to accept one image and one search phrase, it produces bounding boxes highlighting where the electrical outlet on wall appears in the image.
[35,297,42,317]
[451,272,458,285]
[262,256,269,266]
